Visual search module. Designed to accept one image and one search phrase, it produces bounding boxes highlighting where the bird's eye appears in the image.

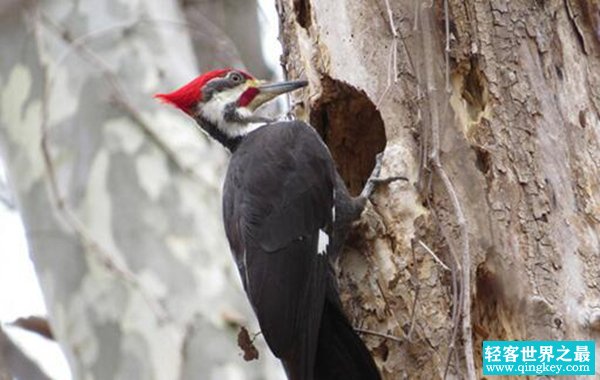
[229,72,244,83]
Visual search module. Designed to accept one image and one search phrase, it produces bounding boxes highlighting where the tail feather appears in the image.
[278,261,381,380]
[279,254,329,380]
[313,300,381,380]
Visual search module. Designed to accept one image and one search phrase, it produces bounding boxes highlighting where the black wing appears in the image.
[222,121,335,375]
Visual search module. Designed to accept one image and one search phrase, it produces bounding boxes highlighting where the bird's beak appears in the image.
[249,79,308,110]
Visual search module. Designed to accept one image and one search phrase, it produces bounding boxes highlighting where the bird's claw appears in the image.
[360,153,408,200]
[368,175,409,186]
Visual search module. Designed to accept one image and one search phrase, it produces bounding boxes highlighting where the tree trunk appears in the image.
[0,327,52,380]
[0,1,281,379]
[277,0,600,378]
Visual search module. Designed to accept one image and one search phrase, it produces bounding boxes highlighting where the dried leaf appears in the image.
[237,326,259,361]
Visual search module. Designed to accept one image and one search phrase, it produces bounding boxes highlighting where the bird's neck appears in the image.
[195,116,244,152]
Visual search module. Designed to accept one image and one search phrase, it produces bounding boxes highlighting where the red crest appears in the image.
[155,68,253,114]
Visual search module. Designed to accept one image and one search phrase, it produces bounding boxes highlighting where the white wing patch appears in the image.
[318,229,329,255]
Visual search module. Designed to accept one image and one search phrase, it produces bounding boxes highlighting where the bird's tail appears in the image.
[313,300,381,380]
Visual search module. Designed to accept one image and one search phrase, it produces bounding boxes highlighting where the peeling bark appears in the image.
[277,0,600,378]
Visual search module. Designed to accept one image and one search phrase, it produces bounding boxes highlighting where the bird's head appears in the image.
[155,68,307,144]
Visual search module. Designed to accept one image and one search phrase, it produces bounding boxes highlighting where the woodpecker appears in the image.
[156,69,389,380]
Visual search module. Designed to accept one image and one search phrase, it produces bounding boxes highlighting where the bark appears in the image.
[0,1,281,379]
[0,327,51,380]
[277,0,600,378]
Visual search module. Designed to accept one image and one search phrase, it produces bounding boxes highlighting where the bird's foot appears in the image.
[360,153,408,200]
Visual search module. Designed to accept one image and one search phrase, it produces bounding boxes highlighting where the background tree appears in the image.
[276,0,600,378]
[0,0,282,378]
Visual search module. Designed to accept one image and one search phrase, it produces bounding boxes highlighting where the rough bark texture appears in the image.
[277,0,600,378]
[0,1,282,379]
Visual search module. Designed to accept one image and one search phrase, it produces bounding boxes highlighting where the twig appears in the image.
[376,39,396,107]
[444,0,451,92]
[39,13,218,192]
[418,239,451,271]
[384,0,399,82]
[426,198,461,379]
[443,271,460,379]
[415,9,463,376]
[32,9,169,324]
[407,239,421,340]
[53,19,139,69]
[250,330,263,341]
[435,161,474,378]
[420,5,475,380]
[355,328,404,344]
[53,16,240,72]
[374,278,395,320]
[413,0,420,31]
[424,156,463,380]
[376,0,399,107]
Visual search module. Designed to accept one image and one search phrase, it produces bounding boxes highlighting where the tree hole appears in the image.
[474,147,491,175]
[473,257,521,343]
[293,0,311,29]
[461,57,488,121]
[310,76,387,195]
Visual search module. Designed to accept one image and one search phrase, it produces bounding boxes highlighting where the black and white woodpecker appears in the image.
[156,68,397,380]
